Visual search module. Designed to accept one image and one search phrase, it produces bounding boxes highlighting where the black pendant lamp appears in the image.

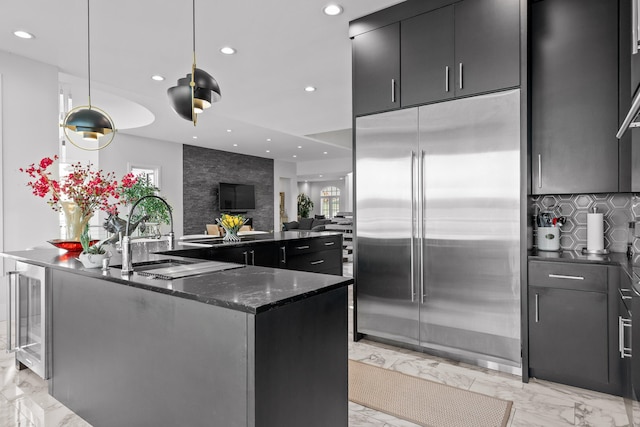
[61,0,115,150]
[168,0,221,125]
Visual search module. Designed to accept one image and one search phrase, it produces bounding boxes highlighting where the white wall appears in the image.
[1,52,60,321]
[99,133,184,238]
[297,179,346,218]
[273,160,297,229]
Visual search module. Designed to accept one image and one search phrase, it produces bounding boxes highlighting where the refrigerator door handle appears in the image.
[420,150,426,304]
[410,151,416,302]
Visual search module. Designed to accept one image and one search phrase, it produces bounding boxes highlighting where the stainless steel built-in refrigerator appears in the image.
[355,89,521,372]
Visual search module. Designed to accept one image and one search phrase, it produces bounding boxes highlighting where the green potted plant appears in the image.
[297,193,314,218]
[78,223,108,268]
[119,175,171,236]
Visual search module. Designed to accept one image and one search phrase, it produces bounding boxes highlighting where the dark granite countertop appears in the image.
[2,232,352,315]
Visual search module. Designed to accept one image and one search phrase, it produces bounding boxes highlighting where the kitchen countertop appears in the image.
[1,231,352,315]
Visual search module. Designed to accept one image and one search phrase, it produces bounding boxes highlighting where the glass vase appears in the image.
[60,201,92,241]
[222,228,241,242]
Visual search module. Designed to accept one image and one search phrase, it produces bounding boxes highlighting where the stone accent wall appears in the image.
[530,194,632,253]
[183,145,274,235]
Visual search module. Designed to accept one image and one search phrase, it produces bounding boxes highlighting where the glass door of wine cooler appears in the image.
[6,261,50,379]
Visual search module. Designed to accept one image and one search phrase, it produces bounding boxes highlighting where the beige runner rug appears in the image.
[348,359,512,427]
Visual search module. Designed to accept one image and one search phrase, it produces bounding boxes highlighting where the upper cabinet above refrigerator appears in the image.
[351,0,520,116]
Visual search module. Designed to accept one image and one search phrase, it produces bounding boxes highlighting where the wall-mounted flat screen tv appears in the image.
[219,183,256,211]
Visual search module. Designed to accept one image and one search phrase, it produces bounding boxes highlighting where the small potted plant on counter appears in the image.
[78,224,109,268]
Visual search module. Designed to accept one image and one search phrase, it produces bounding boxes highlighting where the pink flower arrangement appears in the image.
[20,155,137,218]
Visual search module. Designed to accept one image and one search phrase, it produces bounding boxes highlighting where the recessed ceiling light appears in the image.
[266,150,270,153]
[339,177,344,180]
[323,151,328,154]
[227,129,232,132]
[319,175,323,178]
[220,46,236,55]
[297,145,302,149]
[304,86,316,92]
[323,4,343,16]
[266,138,271,142]
[13,30,34,39]
[151,75,165,81]
[233,143,238,147]
[293,155,297,158]
[192,136,198,139]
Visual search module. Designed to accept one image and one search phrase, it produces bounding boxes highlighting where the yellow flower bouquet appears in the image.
[216,213,248,242]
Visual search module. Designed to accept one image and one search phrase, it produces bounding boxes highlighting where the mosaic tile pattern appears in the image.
[530,194,633,253]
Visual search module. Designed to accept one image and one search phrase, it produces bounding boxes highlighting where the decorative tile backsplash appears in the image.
[530,194,634,253]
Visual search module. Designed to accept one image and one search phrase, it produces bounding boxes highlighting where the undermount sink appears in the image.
[111,259,195,271]
[113,259,245,279]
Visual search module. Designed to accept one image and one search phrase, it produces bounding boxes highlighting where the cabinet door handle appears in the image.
[243,251,248,265]
[445,66,450,92]
[310,260,325,265]
[6,271,19,353]
[459,63,463,90]
[391,79,396,103]
[548,274,584,280]
[535,293,539,323]
[537,154,542,189]
[619,316,632,358]
[280,247,286,264]
[324,242,335,246]
[634,0,639,55]
[295,245,310,250]
[250,250,255,266]
[620,288,634,300]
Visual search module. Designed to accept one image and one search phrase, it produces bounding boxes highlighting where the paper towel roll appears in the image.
[587,213,604,251]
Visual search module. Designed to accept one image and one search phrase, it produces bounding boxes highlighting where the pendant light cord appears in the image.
[87,0,92,108]
[192,0,196,61]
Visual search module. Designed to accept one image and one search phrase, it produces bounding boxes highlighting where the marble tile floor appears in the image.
[0,264,638,426]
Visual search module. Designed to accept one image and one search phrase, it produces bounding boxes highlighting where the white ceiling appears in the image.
[0,0,404,169]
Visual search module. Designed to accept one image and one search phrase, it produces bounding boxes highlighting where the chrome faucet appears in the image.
[121,195,174,275]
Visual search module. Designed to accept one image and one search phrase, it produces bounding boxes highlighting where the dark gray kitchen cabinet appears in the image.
[453,0,520,98]
[531,0,619,194]
[528,286,608,385]
[279,235,343,276]
[528,260,622,395]
[400,7,455,106]
[354,0,519,114]
[210,243,279,267]
[352,23,400,116]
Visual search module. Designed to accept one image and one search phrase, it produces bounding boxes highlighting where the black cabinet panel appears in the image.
[211,244,279,267]
[531,0,619,194]
[529,286,608,385]
[285,250,342,275]
[353,23,400,116]
[454,0,520,97]
[401,7,454,106]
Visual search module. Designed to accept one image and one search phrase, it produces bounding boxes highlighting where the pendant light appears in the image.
[167,0,221,125]
[61,0,115,150]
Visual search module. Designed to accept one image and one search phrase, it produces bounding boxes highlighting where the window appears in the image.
[320,186,340,218]
[130,166,158,186]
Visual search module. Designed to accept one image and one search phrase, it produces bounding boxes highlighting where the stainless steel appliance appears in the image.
[5,261,50,379]
[355,89,521,372]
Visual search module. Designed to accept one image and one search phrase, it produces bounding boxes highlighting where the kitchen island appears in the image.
[2,233,352,427]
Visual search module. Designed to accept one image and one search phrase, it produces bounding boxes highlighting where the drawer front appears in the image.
[286,250,342,275]
[285,236,341,256]
[529,261,607,292]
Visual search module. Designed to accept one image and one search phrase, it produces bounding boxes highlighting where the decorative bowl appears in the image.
[48,239,99,253]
